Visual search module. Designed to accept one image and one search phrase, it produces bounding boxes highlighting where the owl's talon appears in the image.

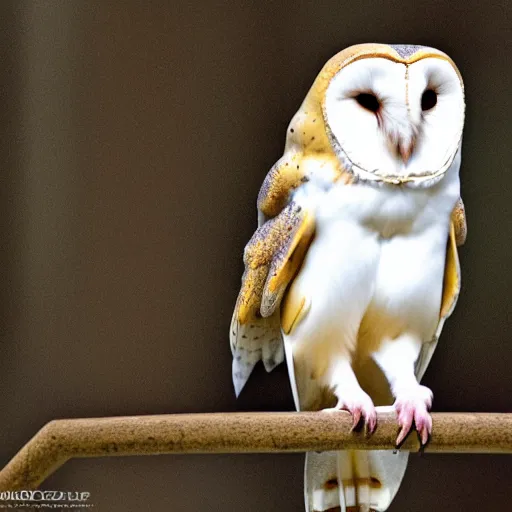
[351,408,362,430]
[394,385,433,447]
[322,392,376,435]
[366,413,377,435]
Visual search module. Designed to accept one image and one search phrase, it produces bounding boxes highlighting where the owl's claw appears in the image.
[322,392,377,435]
[394,385,433,446]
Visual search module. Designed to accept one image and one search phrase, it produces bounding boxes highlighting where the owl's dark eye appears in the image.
[355,93,380,113]
[421,89,437,111]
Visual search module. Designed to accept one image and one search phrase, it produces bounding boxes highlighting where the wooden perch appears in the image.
[0,411,510,491]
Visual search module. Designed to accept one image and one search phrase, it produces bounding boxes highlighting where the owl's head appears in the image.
[286,44,465,188]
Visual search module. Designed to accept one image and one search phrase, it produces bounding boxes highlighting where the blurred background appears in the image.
[1,1,510,510]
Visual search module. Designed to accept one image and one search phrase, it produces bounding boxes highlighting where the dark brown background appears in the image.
[1,1,511,510]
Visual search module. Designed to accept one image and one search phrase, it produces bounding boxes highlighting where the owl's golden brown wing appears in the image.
[230,200,315,396]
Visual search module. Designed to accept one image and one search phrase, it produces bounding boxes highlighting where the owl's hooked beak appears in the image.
[398,141,414,163]
[383,114,419,166]
[396,131,417,165]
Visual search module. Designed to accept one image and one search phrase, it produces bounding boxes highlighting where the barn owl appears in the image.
[230,43,466,512]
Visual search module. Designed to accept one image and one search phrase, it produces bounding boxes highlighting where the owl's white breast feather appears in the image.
[284,150,460,410]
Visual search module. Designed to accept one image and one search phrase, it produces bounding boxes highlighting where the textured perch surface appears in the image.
[0,411,510,490]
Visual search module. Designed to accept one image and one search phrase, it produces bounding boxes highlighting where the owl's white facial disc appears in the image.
[324,57,464,186]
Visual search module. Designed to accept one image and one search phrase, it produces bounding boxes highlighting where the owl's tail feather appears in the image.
[304,449,409,512]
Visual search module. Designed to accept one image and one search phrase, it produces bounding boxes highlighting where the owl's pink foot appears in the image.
[323,390,377,434]
[394,385,433,446]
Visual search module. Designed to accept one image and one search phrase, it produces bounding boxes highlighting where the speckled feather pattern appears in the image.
[452,198,467,246]
[230,201,313,396]
[244,201,304,272]
[233,201,309,327]
[389,44,426,58]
